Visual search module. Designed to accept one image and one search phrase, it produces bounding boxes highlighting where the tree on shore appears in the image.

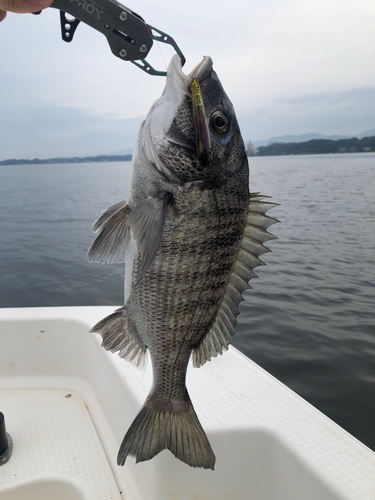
[246,136,375,156]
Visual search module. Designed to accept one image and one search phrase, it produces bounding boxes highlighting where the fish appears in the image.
[88,54,278,470]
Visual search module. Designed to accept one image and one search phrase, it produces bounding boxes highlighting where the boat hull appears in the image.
[0,306,374,499]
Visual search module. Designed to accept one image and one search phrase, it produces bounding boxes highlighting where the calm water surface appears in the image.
[0,154,374,451]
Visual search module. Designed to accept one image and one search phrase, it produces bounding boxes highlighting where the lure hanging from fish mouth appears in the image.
[191,79,211,166]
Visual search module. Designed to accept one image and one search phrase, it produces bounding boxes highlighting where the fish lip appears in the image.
[167,54,191,90]
[188,56,213,82]
[167,54,213,85]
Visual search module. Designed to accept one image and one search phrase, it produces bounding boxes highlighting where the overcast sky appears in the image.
[0,0,374,160]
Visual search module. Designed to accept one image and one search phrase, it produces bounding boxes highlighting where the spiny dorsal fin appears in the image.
[193,193,279,368]
[248,201,279,214]
[247,212,279,229]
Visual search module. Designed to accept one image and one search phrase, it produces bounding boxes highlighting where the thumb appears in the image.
[0,0,52,14]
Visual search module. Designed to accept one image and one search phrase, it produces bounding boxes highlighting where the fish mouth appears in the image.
[188,55,213,82]
[167,54,213,86]
[167,56,213,164]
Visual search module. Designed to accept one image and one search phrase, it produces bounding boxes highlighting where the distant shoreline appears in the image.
[0,154,132,166]
[250,135,375,157]
[1,135,375,165]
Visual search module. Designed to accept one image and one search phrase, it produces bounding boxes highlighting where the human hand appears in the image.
[0,0,52,22]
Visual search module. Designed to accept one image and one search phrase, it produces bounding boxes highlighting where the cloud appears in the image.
[1,87,374,160]
[0,104,142,160]
[1,0,374,159]
[237,87,375,142]
[276,87,375,110]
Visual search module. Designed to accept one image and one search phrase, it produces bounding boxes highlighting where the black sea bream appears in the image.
[88,55,278,470]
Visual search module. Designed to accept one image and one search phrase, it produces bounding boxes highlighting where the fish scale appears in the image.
[136,194,244,333]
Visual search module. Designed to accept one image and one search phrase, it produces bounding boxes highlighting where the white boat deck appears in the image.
[0,306,374,499]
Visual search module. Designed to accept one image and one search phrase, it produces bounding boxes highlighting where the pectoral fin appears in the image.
[88,194,168,280]
[93,201,128,232]
[88,202,131,263]
[129,195,168,281]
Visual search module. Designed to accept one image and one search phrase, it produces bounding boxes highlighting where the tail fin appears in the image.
[117,392,215,470]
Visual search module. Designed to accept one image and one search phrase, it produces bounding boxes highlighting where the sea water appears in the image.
[0,153,374,451]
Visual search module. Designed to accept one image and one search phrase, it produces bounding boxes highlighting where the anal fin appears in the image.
[91,307,147,369]
[193,193,279,368]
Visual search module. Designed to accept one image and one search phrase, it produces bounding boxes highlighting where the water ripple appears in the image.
[0,155,374,450]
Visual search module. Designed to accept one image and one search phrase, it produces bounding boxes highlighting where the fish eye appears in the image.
[210,111,229,134]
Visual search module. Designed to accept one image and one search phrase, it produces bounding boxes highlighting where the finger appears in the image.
[0,9,7,21]
[0,0,52,14]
